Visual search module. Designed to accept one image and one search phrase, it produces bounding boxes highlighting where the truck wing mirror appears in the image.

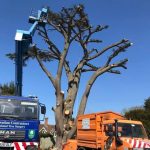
[105,124,114,132]
[105,124,114,136]
[41,106,46,114]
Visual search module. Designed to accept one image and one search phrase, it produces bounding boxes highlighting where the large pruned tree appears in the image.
[7,5,132,149]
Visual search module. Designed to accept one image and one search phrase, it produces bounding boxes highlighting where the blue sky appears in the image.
[1,0,150,124]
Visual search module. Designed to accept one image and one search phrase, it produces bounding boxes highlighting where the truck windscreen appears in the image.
[0,99,38,120]
[118,123,147,138]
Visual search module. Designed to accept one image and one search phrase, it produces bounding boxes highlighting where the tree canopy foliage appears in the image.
[124,97,150,138]
[0,82,15,95]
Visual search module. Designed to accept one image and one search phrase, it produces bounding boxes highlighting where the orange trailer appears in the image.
[64,111,150,150]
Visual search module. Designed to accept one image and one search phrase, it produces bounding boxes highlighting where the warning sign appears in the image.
[82,118,90,129]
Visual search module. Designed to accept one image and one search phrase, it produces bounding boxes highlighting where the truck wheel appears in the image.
[78,147,86,150]
[26,145,38,150]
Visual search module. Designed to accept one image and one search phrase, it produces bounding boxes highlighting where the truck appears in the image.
[0,95,46,150]
[63,111,150,150]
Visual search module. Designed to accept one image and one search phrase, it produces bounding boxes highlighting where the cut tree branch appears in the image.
[80,59,127,121]
[107,69,121,74]
[87,39,130,61]
[36,55,56,88]
[64,61,73,82]
[105,42,131,66]
[56,38,70,92]
[83,25,108,45]
[38,27,61,59]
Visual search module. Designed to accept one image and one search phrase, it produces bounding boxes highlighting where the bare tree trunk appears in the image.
[55,92,64,149]
[63,61,86,141]
[64,60,85,117]
[55,135,63,150]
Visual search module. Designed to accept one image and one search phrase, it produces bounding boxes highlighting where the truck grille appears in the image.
[0,130,25,140]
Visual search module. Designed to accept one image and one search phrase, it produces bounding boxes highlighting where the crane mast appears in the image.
[14,8,47,96]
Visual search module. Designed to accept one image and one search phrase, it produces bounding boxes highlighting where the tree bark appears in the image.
[64,60,86,116]
[55,92,64,149]
[55,135,63,150]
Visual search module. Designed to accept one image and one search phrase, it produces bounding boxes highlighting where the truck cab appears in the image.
[0,95,46,150]
[104,119,150,149]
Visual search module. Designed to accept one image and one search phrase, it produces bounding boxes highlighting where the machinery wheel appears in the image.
[78,147,86,150]
[78,147,99,150]
[26,145,38,150]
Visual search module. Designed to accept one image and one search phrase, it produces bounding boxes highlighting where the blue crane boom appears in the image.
[14,8,47,96]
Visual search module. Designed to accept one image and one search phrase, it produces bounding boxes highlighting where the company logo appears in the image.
[0,130,16,139]
[28,130,35,139]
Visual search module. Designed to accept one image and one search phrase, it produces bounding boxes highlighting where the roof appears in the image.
[39,124,55,133]
[103,119,143,125]
[118,119,143,125]
[0,95,38,101]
